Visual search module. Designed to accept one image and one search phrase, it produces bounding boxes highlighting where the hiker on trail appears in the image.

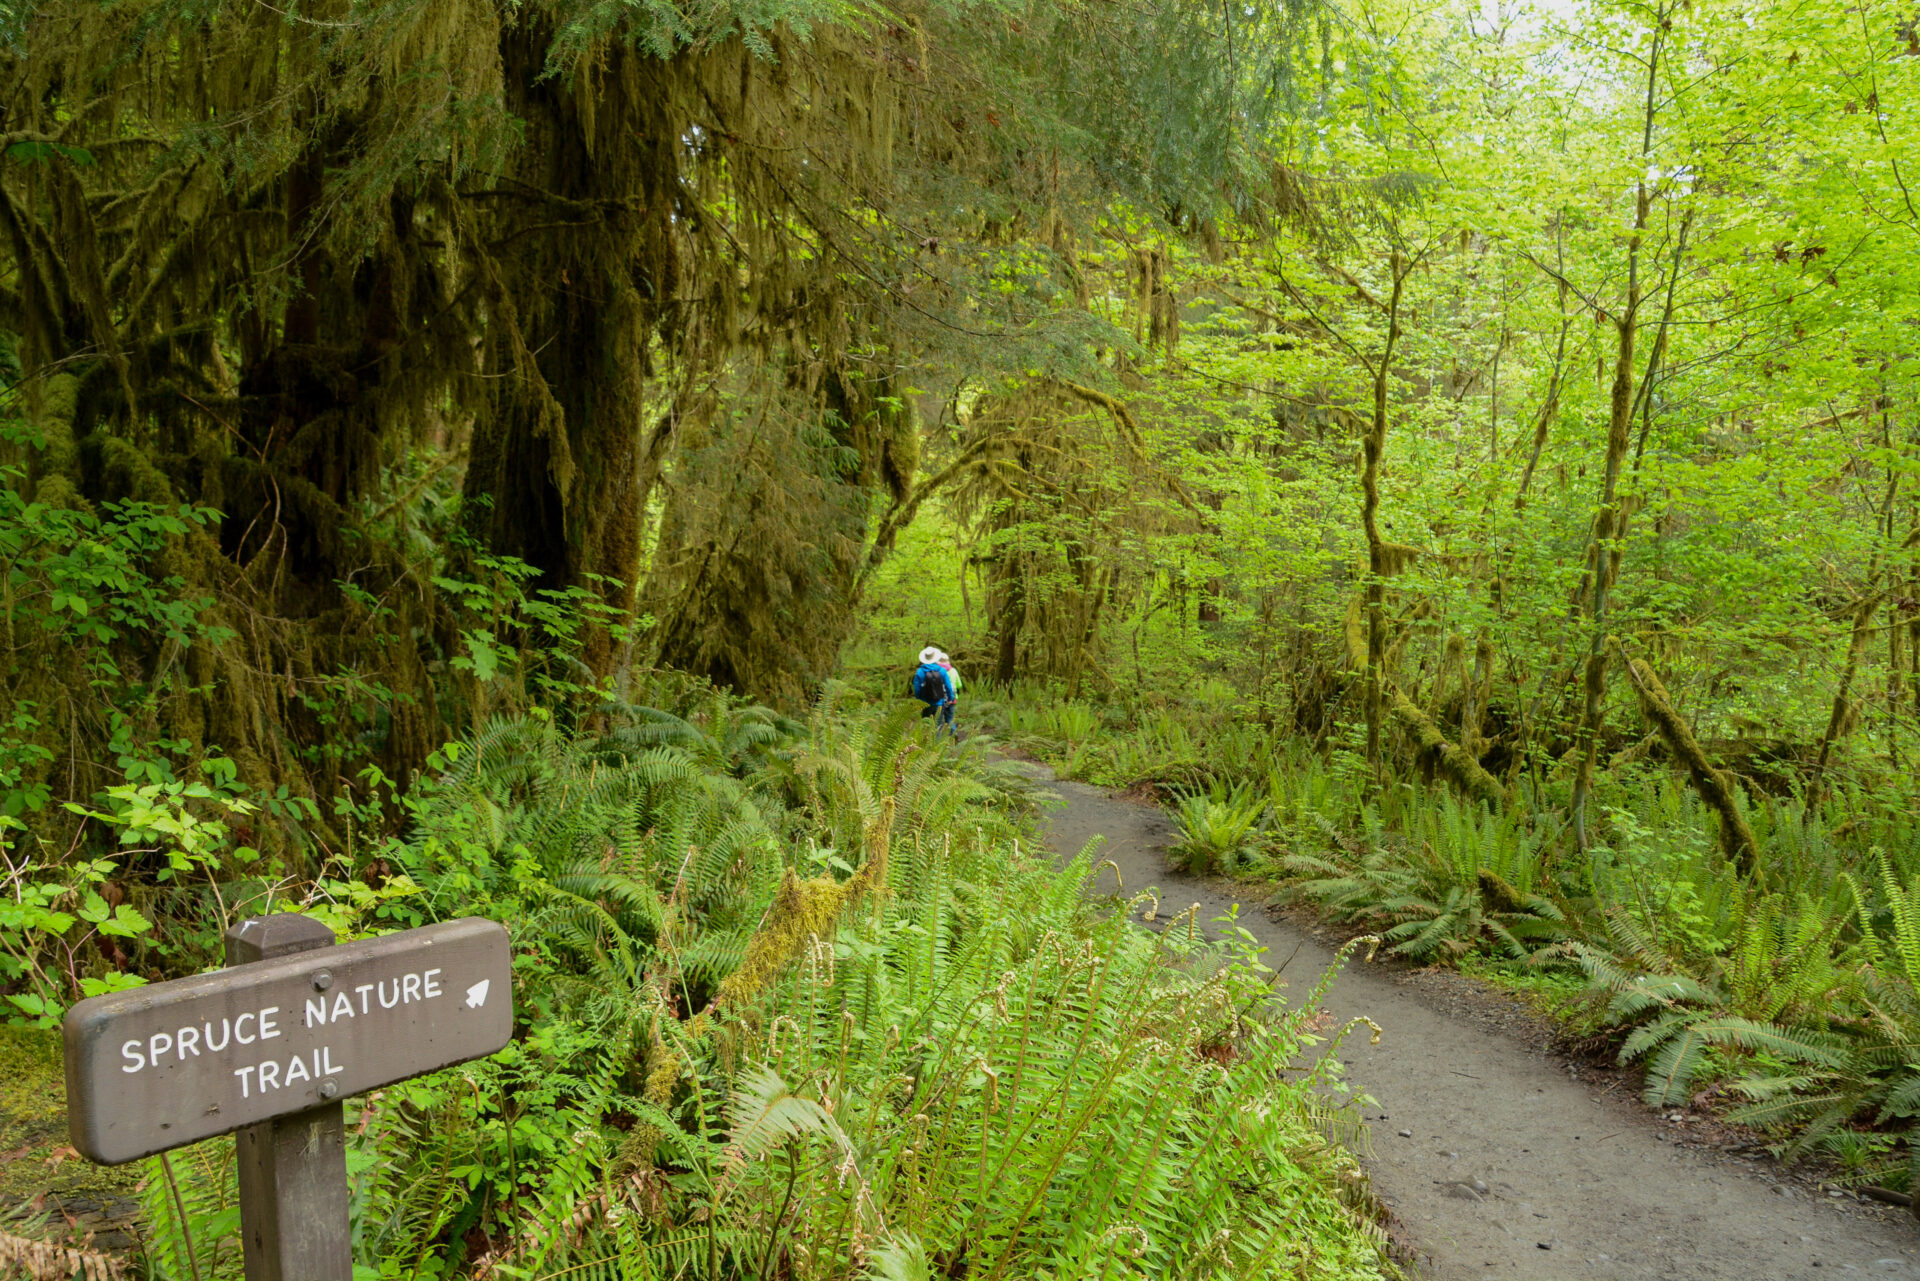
[912,645,956,733]
[936,650,962,697]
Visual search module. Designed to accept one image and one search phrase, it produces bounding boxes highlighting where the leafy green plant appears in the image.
[1285,797,1563,962]
[0,754,269,1024]
[1578,888,1857,1107]
[1169,781,1268,875]
[1721,860,1920,1160]
[0,444,231,818]
[141,1141,241,1281]
[433,538,636,719]
[0,816,152,1024]
[599,694,804,779]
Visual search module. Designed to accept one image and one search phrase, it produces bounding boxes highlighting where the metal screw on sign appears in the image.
[61,915,514,1281]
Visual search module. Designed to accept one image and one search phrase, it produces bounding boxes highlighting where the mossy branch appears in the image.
[1615,647,1759,878]
[1056,380,1207,518]
[710,797,893,1012]
[1389,690,1504,809]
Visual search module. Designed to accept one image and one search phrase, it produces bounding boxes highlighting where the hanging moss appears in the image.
[942,382,1195,685]
[3,0,1326,825]
[1375,541,1422,575]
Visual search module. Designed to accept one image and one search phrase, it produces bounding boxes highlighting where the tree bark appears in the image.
[1361,253,1410,782]
[1806,592,1879,818]
[1569,21,1669,845]
[1618,652,1759,877]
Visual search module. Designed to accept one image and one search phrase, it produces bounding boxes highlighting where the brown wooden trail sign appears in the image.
[62,914,513,1281]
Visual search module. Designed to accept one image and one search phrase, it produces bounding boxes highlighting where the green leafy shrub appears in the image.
[1576,890,1855,1106]
[1286,795,1564,962]
[1169,781,1268,875]
[0,443,232,819]
[1719,861,1920,1174]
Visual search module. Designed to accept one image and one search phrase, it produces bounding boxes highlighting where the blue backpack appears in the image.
[911,662,949,704]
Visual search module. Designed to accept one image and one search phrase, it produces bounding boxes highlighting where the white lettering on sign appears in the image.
[119,1004,285,1073]
[303,969,443,1028]
[233,1047,346,1099]
[118,968,451,1096]
[114,970,450,1077]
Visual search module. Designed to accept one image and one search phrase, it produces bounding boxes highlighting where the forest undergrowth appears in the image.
[4,681,1398,1280]
[965,678,1920,1198]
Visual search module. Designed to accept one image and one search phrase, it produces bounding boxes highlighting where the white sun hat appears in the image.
[919,646,941,665]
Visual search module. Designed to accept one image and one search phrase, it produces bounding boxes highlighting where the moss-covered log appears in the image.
[1619,654,1759,878]
[1390,690,1505,809]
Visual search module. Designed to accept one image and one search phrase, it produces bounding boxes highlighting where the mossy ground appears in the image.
[0,1026,143,1240]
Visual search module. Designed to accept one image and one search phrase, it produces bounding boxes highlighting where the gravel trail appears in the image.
[1017,759,1920,1280]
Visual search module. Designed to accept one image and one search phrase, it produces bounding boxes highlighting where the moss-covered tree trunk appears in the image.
[1806,591,1879,818]
[459,30,687,674]
[1359,254,1409,782]
[1568,20,1667,846]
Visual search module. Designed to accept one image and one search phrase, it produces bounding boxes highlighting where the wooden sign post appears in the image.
[62,915,513,1279]
[229,914,351,1281]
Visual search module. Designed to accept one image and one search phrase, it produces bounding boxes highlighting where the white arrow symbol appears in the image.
[465,979,490,1009]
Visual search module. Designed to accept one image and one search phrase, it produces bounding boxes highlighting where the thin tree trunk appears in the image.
[1806,592,1879,819]
[1909,504,1920,752]
[1886,417,1905,771]
[1618,652,1760,876]
[1569,24,1668,846]
[1361,254,1411,782]
[993,555,1025,685]
[1515,226,1571,513]
[1567,203,1645,845]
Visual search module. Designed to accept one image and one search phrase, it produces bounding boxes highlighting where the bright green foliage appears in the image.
[967,678,1920,1163]
[12,0,1920,1237]
[1720,864,1920,1175]
[1577,893,1855,1107]
[0,445,229,819]
[132,701,1395,1278]
[0,0,1334,831]
[0,817,153,1024]
[1286,796,1563,963]
[1170,782,1270,876]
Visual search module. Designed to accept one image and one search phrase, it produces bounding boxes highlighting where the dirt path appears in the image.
[1018,761,1920,1280]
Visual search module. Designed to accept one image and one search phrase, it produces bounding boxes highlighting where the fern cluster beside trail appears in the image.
[138,691,1396,1280]
[974,681,1920,1197]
